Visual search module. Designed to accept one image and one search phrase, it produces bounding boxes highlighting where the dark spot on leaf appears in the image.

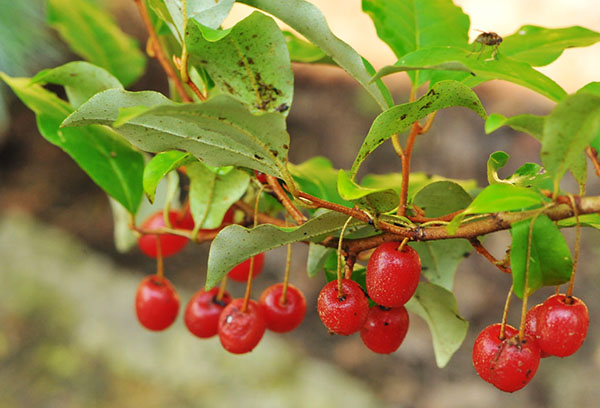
[245,46,249,51]
[463,252,471,258]
[419,101,432,111]
[252,34,258,38]
[421,266,429,271]
[275,103,289,112]
[69,73,77,77]
[270,149,279,157]
[218,117,226,121]
[247,57,254,64]
[282,144,289,150]
[223,82,234,94]
[199,60,208,64]
[237,60,245,67]
[254,154,263,160]
[427,89,436,96]
[110,151,117,158]
[400,114,407,120]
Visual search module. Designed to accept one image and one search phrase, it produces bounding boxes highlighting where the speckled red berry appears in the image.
[537,294,589,357]
[218,298,266,354]
[360,305,409,354]
[366,242,421,307]
[317,279,369,335]
[227,253,266,282]
[473,323,540,392]
[524,303,550,358]
[259,283,306,333]
[184,288,232,338]
[137,211,189,258]
[135,275,180,331]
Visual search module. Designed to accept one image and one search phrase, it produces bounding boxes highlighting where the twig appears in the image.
[586,146,600,178]
[398,122,422,216]
[469,238,511,274]
[133,0,192,102]
[267,175,306,224]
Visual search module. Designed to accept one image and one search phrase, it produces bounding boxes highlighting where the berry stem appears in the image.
[336,216,354,298]
[396,237,410,252]
[280,242,292,306]
[156,236,164,281]
[519,214,540,340]
[567,194,581,297]
[217,276,228,301]
[500,285,513,339]
[242,184,263,313]
[344,254,356,280]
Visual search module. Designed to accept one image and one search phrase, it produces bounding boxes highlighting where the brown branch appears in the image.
[398,122,422,216]
[233,200,287,227]
[469,238,511,274]
[133,0,192,102]
[587,146,600,178]
[267,175,306,224]
[297,192,372,223]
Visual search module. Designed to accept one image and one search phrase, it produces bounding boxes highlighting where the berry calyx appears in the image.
[218,298,266,354]
[524,303,550,358]
[366,242,421,307]
[227,253,266,282]
[472,323,541,392]
[536,294,589,357]
[137,210,189,258]
[317,279,369,335]
[360,305,409,354]
[184,288,232,338]
[259,283,306,333]
[135,275,180,331]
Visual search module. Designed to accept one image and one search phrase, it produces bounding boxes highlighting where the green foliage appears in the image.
[289,157,351,207]
[46,0,146,87]
[337,170,399,213]
[143,151,193,203]
[510,215,573,298]
[186,12,294,114]
[485,113,544,140]
[350,80,487,176]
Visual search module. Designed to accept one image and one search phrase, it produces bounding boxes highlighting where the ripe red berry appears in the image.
[524,303,550,358]
[366,242,421,307]
[317,279,369,335]
[184,288,232,338]
[259,283,306,333]
[135,275,180,331]
[137,211,189,258]
[255,170,268,184]
[472,323,540,392]
[218,298,266,354]
[227,253,266,282]
[536,294,589,357]
[360,305,409,354]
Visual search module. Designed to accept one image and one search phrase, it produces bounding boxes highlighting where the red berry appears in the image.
[184,288,232,338]
[259,283,306,333]
[135,275,180,331]
[524,303,550,358]
[366,242,421,307]
[255,170,268,184]
[360,305,409,354]
[317,279,369,335]
[179,207,235,232]
[536,294,589,357]
[218,298,266,354]
[472,323,540,392]
[227,253,266,282]
[137,211,189,258]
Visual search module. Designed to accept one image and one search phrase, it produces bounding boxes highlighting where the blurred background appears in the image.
[1,1,600,407]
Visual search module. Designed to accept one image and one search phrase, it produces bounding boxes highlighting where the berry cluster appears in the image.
[134,208,306,354]
[317,242,420,354]
[473,293,589,392]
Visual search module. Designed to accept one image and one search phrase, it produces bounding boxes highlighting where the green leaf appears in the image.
[487,151,510,184]
[361,172,478,200]
[239,0,392,110]
[187,162,250,230]
[375,46,567,102]
[501,25,600,67]
[154,0,235,42]
[507,163,553,191]
[405,282,469,368]
[411,240,472,290]
[558,213,600,230]
[362,0,470,86]
[510,215,572,298]
[186,12,294,115]
[307,243,333,278]
[350,80,486,176]
[61,89,293,183]
[1,73,143,213]
[30,61,122,108]
[485,113,544,140]
[46,0,146,87]
[283,31,332,64]
[463,183,547,215]
[289,157,352,207]
[143,151,193,203]
[541,92,600,189]
[206,211,366,288]
[337,170,399,213]
[412,181,472,217]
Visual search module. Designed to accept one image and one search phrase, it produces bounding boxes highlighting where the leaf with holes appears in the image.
[350,80,486,177]
[61,89,293,184]
[186,12,293,115]
[206,211,367,289]
[47,0,145,86]
[239,0,392,110]
[405,282,469,368]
